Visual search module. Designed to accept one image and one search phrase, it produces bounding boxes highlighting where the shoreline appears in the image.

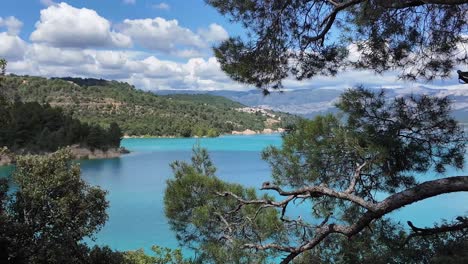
[122,128,286,139]
[0,146,130,167]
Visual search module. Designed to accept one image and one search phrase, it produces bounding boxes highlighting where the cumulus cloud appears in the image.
[6,37,462,92]
[119,17,205,53]
[30,3,132,48]
[127,56,243,91]
[198,24,229,42]
[184,57,229,82]
[27,44,94,66]
[0,33,28,61]
[0,16,23,35]
[95,51,129,69]
[118,18,229,57]
[170,49,205,58]
[6,2,431,92]
[153,3,170,10]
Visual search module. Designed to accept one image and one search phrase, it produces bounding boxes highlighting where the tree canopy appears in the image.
[0,150,108,263]
[0,100,123,153]
[207,0,468,91]
[164,88,468,263]
[0,60,123,154]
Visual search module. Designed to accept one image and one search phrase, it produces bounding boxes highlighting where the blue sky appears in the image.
[1,0,243,46]
[0,0,463,91]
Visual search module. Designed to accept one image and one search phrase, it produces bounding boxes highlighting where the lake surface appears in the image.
[1,134,467,254]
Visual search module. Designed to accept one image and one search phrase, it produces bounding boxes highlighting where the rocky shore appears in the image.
[0,145,130,166]
[231,128,285,135]
[122,128,286,139]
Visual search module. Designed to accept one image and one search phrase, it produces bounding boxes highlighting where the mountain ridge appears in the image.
[156,85,468,122]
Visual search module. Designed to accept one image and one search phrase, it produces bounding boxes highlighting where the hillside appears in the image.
[1,76,297,137]
[161,94,244,109]
[157,86,468,122]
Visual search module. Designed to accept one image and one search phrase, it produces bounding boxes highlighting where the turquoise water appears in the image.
[81,135,282,252]
[1,134,467,253]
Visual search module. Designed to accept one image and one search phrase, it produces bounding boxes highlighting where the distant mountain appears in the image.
[1,76,297,137]
[156,86,468,122]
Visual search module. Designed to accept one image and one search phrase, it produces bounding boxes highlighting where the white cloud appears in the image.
[123,0,136,4]
[0,16,23,35]
[170,49,205,58]
[95,51,128,69]
[6,37,463,92]
[119,17,205,52]
[184,57,228,82]
[153,3,170,10]
[9,2,459,92]
[40,0,56,6]
[198,23,229,42]
[0,33,28,61]
[30,3,132,48]
[27,44,94,66]
[142,56,185,78]
[118,18,229,57]
[0,4,239,88]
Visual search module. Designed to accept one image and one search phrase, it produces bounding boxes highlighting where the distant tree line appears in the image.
[52,77,111,87]
[0,98,122,153]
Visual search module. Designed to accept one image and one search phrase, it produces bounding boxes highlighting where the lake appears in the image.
[1,134,467,254]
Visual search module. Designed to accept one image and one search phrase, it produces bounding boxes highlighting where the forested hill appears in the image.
[160,93,244,109]
[1,76,296,137]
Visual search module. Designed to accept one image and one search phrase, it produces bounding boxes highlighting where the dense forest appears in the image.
[1,76,297,137]
[0,97,122,153]
[0,61,122,154]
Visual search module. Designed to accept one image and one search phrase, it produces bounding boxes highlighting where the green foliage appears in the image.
[0,75,296,137]
[165,145,283,263]
[265,87,465,198]
[0,58,6,76]
[123,246,190,264]
[207,0,467,90]
[165,88,467,262]
[88,246,127,264]
[0,99,122,153]
[162,94,244,108]
[292,219,468,264]
[0,150,109,263]
[263,114,346,188]
[0,61,122,153]
[337,87,465,174]
[0,149,194,264]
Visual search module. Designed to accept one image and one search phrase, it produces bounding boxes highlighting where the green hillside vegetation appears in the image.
[161,93,244,108]
[0,97,122,153]
[1,76,297,137]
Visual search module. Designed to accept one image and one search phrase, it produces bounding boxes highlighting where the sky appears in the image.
[0,0,464,91]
